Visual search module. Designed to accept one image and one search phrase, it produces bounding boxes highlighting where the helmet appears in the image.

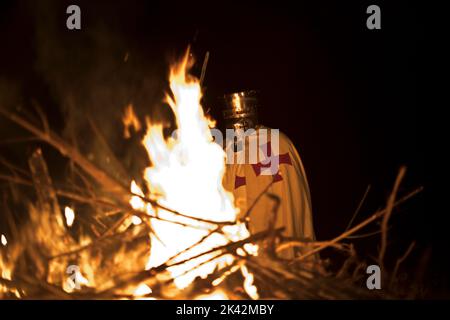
[222,90,259,131]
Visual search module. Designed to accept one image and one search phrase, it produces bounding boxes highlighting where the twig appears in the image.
[389,241,416,289]
[164,227,284,270]
[0,107,239,227]
[133,193,237,226]
[277,240,349,254]
[345,185,371,231]
[0,107,130,196]
[99,211,133,238]
[165,226,221,265]
[199,51,210,87]
[0,173,33,186]
[292,186,423,263]
[1,165,229,230]
[47,226,149,260]
[347,228,387,239]
[0,170,219,232]
[31,100,50,135]
[378,166,407,269]
[99,227,284,293]
[0,155,30,177]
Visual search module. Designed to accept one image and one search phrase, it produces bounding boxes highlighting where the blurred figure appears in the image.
[221,90,315,258]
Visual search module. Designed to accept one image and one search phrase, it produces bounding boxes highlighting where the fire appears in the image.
[133,283,155,300]
[64,206,75,227]
[123,103,141,138]
[0,50,258,300]
[130,50,258,294]
[240,263,259,300]
[196,289,229,300]
[0,234,6,247]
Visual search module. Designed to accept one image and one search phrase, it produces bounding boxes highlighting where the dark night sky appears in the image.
[0,0,437,290]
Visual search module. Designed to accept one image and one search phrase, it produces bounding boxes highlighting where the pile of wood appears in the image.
[0,107,422,299]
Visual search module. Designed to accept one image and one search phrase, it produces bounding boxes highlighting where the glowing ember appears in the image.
[64,265,90,292]
[196,289,229,300]
[133,283,153,298]
[131,215,142,225]
[0,234,6,247]
[64,206,75,227]
[240,263,259,299]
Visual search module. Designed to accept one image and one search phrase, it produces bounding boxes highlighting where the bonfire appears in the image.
[0,50,422,300]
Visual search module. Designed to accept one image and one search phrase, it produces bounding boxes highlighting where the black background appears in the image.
[1,300,447,318]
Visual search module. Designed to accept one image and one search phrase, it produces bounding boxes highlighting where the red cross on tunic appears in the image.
[234,141,293,189]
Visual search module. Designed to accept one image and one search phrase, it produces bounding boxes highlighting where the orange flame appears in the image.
[130,50,258,295]
[0,50,258,300]
[123,104,141,138]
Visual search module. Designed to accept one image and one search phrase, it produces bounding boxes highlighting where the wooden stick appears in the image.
[0,155,30,177]
[199,51,210,87]
[98,227,285,294]
[0,173,32,186]
[292,186,423,263]
[345,184,371,231]
[0,171,218,232]
[0,107,129,197]
[389,241,416,289]
[378,166,407,269]
[0,107,238,227]
[28,148,61,216]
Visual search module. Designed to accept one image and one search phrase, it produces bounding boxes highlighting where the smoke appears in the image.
[12,0,180,184]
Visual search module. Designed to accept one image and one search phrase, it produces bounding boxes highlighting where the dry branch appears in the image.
[293,185,423,263]
[0,107,129,197]
[389,241,416,289]
[28,148,61,216]
[0,107,424,300]
[378,166,407,269]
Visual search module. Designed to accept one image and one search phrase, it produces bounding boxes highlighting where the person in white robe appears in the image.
[221,91,315,258]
